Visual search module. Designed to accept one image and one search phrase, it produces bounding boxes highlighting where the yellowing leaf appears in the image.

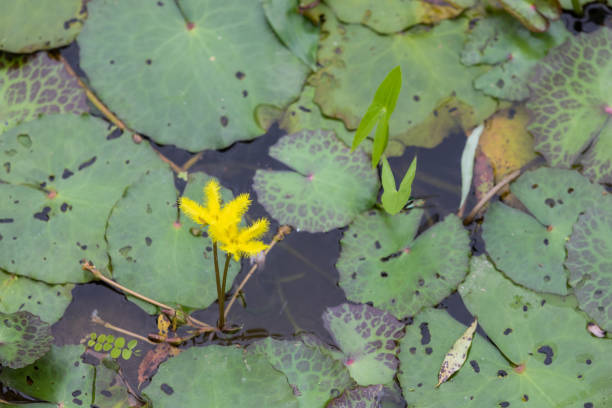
[436,316,478,387]
[157,314,170,338]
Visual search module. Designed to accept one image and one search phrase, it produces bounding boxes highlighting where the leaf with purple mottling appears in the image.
[0,311,52,368]
[326,385,384,408]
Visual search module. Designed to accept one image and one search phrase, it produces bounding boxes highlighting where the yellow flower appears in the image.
[179,179,269,259]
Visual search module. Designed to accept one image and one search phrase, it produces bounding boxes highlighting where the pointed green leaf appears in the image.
[371,110,389,167]
[398,156,417,195]
[372,66,402,115]
[351,104,381,151]
[381,156,417,215]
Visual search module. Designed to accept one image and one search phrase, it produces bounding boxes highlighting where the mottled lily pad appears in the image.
[107,169,240,311]
[78,0,308,151]
[0,52,89,135]
[527,27,612,184]
[0,0,85,53]
[0,114,166,283]
[324,0,475,34]
[253,129,379,232]
[310,14,497,150]
[251,335,353,407]
[337,209,469,318]
[482,167,608,294]
[0,311,52,368]
[322,303,404,386]
[327,385,384,408]
[145,345,298,407]
[461,14,569,101]
[399,256,612,407]
[566,205,612,332]
[0,270,73,325]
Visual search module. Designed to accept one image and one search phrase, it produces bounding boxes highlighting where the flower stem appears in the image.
[213,242,224,328]
[219,252,232,327]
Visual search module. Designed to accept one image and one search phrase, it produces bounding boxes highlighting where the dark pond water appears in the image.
[7,2,610,399]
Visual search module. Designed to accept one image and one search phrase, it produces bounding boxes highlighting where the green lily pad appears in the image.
[93,358,138,407]
[0,270,73,325]
[497,0,560,32]
[327,385,384,408]
[251,335,353,407]
[324,0,475,34]
[145,345,299,407]
[107,169,240,311]
[461,14,569,101]
[527,27,612,184]
[0,114,166,283]
[482,167,608,294]
[399,256,612,407]
[566,205,612,332]
[310,13,497,150]
[78,0,309,152]
[337,209,470,319]
[0,0,85,53]
[262,0,319,70]
[0,51,89,135]
[0,311,52,368]
[253,129,379,232]
[322,303,405,386]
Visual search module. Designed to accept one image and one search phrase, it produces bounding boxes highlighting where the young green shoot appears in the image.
[381,155,417,215]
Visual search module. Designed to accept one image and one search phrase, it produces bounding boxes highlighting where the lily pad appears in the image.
[0,51,89,135]
[461,14,569,101]
[107,169,240,311]
[327,385,384,408]
[482,167,608,294]
[527,27,612,184]
[324,0,475,34]
[0,270,73,325]
[0,114,166,283]
[0,311,52,368]
[145,345,299,407]
[496,0,561,32]
[566,205,612,332]
[0,0,85,53]
[78,0,309,151]
[262,0,319,70]
[251,335,353,407]
[399,256,612,407]
[253,129,379,232]
[337,209,470,319]
[310,13,497,150]
[322,303,404,386]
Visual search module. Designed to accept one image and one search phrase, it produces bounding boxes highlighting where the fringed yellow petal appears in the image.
[221,193,251,225]
[239,241,268,256]
[179,197,208,225]
[204,180,221,215]
[238,218,269,241]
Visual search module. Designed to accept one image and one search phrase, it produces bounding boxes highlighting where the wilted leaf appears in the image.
[436,317,477,387]
[253,129,379,232]
[0,0,85,52]
[0,52,88,135]
[0,311,52,368]
[527,27,612,184]
[497,0,561,32]
[337,209,469,318]
[138,343,180,388]
[78,0,309,151]
[459,124,483,210]
[322,303,404,386]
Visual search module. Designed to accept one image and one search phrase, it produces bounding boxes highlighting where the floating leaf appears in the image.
[399,256,612,406]
[478,107,538,183]
[324,0,475,34]
[566,205,612,332]
[0,52,89,135]
[310,13,497,151]
[0,0,84,52]
[107,169,240,311]
[326,385,384,408]
[251,335,353,407]
[0,311,52,369]
[459,124,483,210]
[497,0,561,32]
[262,0,319,70]
[93,358,138,408]
[337,209,469,318]
[78,0,309,151]
[527,27,612,184]
[322,303,404,386]
[381,155,417,215]
[144,345,298,407]
[0,270,73,325]
[461,15,569,101]
[482,167,608,294]
[0,114,166,283]
[436,317,477,387]
[253,129,379,232]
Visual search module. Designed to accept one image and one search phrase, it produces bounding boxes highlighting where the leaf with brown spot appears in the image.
[436,317,477,387]
[137,343,180,388]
